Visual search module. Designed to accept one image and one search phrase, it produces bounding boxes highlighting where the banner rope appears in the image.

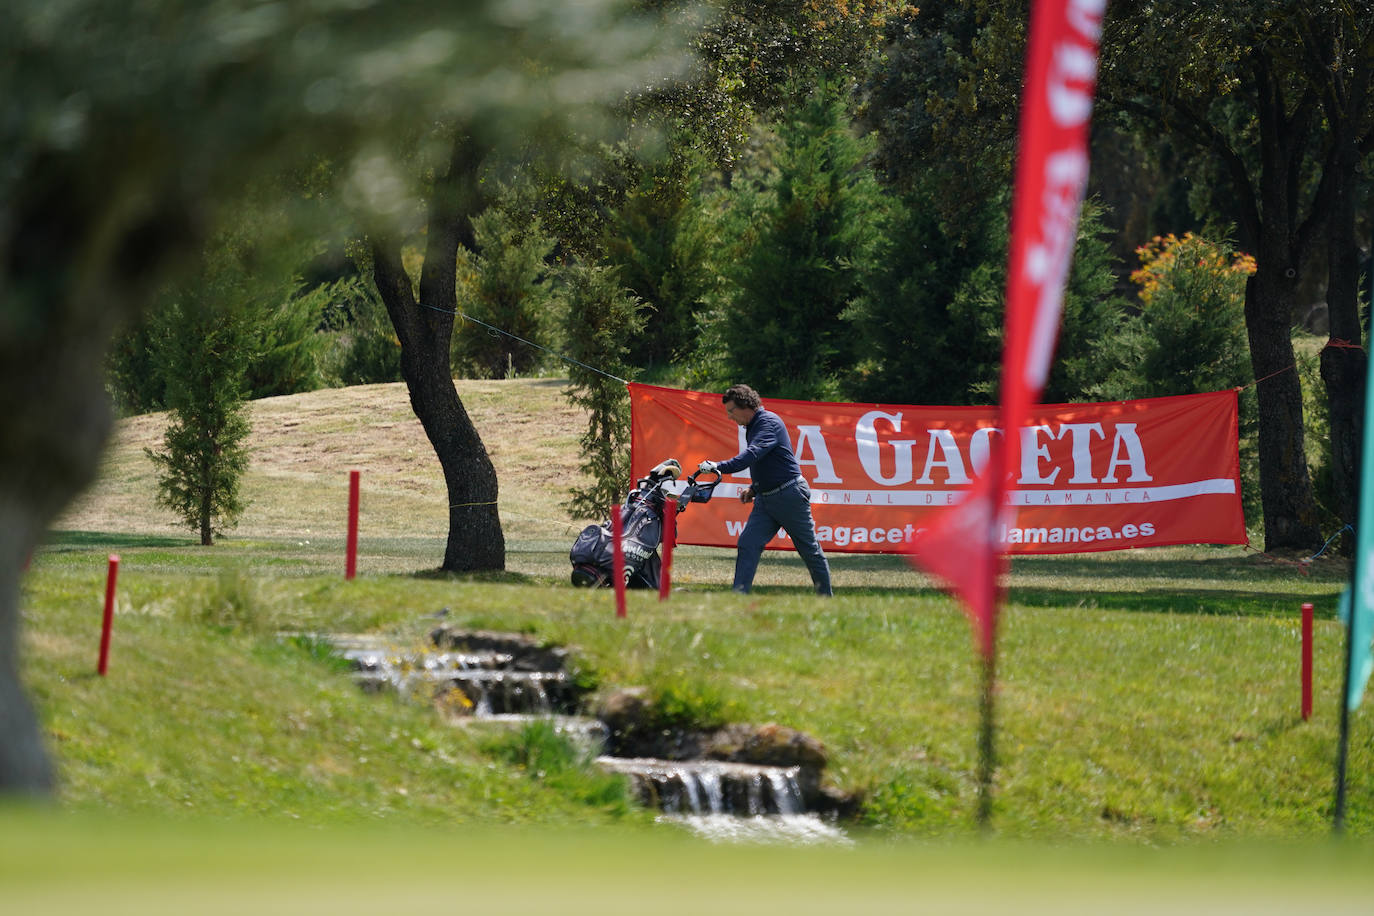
[1323,338,1366,353]
[1238,363,1296,391]
[1243,524,1354,575]
[419,301,629,384]
[1235,338,1365,394]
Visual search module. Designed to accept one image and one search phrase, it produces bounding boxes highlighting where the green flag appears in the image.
[1338,587,1372,711]
[1342,354,1374,711]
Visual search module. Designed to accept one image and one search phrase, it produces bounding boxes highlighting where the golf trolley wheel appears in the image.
[570,564,607,588]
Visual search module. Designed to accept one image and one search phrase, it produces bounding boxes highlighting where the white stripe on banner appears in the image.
[802,478,1236,507]
[668,477,1235,507]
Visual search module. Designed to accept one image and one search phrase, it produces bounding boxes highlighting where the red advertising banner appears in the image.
[629,384,1246,555]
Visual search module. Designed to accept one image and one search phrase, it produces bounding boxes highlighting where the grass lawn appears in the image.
[10,378,1374,908]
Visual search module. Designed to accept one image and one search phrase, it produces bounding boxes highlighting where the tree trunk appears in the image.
[1319,149,1366,538]
[1239,54,1326,552]
[371,132,505,572]
[1,291,126,795]
[200,484,214,546]
[1315,32,1372,544]
[1246,269,1325,549]
[0,154,199,792]
[0,497,55,795]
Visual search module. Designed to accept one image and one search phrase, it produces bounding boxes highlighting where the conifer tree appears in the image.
[145,293,253,546]
[845,194,1127,406]
[452,206,558,379]
[1091,231,1260,521]
[604,150,718,369]
[562,263,643,518]
[142,219,290,546]
[842,181,1003,405]
[723,82,886,399]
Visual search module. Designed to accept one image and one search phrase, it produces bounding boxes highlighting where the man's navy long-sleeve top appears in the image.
[716,408,801,491]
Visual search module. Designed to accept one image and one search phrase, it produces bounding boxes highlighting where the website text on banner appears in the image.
[628,384,1246,555]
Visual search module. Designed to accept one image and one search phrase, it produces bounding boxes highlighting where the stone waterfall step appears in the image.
[595,757,805,816]
[336,640,579,717]
[594,757,850,845]
[325,628,851,843]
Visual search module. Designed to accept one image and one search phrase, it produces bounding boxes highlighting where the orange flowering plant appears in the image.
[1130,232,1257,308]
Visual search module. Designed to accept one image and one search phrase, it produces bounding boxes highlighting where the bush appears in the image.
[145,292,253,546]
[721,81,887,400]
[242,281,333,399]
[1092,232,1259,523]
[451,206,558,379]
[332,280,403,386]
[562,262,642,519]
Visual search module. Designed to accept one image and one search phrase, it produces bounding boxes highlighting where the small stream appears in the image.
[328,629,850,845]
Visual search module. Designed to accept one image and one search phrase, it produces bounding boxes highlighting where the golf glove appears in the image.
[698,459,718,473]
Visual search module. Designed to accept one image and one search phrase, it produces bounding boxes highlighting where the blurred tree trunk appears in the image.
[1320,145,1367,538]
[370,133,505,572]
[1313,15,1373,541]
[1,155,198,791]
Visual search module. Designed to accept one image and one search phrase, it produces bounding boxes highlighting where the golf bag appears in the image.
[569,459,719,589]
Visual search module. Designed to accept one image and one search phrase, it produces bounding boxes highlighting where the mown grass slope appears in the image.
[22,378,1370,850]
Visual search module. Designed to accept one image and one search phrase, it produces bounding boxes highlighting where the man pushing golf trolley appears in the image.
[569,459,720,590]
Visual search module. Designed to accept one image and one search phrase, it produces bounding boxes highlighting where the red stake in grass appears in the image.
[1302,602,1314,721]
[610,504,627,619]
[659,504,675,601]
[345,469,360,580]
[97,554,120,676]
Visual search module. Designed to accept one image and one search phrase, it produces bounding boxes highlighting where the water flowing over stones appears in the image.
[335,632,579,717]
[324,626,852,844]
[596,757,804,816]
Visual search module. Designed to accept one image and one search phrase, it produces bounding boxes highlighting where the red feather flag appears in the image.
[909,0,1106,660]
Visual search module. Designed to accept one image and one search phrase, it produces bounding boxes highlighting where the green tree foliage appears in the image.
[452,206,558,379]
[958,201,1129,405]
[242,282,330,400]
[845,186,1126,406]
[107,194,339,410]
[105,312,167,416]
[1041,201,1132,405]
[843,183,1004,405]
[0,0,694,796]
[863,3,1022,223]
[1091,232,1262,523]
[1094,233,1256,400]
[605,150,720,370]
[144,291,253,547]
[110,274,333,412]
[722,82,887,399]
[332,280,403,386]
[529,0,902,265]
[656,0,907,170]
[562,264,643,518]
[1097,0,1374,549]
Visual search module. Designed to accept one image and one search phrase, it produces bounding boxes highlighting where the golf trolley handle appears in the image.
[687,468,721,486]
[674,467,722,513]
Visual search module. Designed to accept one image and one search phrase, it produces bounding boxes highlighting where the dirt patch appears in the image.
[58,378,597,541]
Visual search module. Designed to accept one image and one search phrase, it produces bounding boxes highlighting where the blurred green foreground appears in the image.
[4,807,1373,916]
